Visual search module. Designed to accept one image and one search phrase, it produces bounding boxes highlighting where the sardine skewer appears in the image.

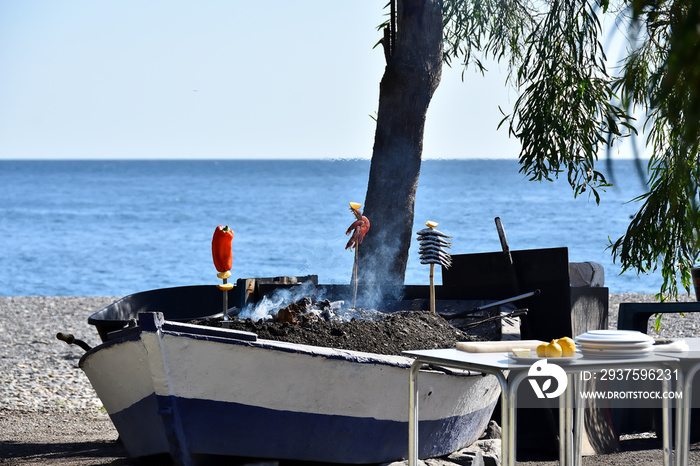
[417,228,452,239]
[420,259,452,269]
[417,238,452,248]
[418,247,453,258]
[417,220,453,313]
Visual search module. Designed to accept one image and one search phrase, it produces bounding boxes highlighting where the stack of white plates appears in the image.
[575,329,655,359]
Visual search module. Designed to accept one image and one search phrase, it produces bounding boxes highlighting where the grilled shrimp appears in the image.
[345,206,370,250]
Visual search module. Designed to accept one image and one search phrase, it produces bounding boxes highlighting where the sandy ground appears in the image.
[3,294,700,465]
[2,409,700,465]
[0,409,127,465]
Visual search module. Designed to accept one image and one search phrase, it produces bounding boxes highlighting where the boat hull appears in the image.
[80,313,499,465]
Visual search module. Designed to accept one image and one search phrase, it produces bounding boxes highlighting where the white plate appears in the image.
[576,340,654,350]
[584,330,646,336]
[580,346,653,354]
[575,338,655,347]
[506,353,581,364]
[580,348,654,359]
[580,353,654,359]
[575,330,654,345]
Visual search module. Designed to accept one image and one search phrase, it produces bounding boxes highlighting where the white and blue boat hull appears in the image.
[80,312,499,465]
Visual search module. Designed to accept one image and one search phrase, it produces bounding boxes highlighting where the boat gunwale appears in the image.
[81,312,484,375]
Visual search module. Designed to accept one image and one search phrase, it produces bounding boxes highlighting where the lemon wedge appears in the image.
[556,336,576,357]
[511,348,534,357]
[349,202,362,209]
[544,340,563,358]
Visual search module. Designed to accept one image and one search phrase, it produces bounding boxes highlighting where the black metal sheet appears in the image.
[442,247,572,341]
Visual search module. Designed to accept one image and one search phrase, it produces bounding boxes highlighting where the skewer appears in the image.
[350,202,361,309]
[426,221,439,313]
[352,245,359,310]
[217,271,233,320]
[417,220,452,313]
[429,263,435,314]
[346,202,369,310]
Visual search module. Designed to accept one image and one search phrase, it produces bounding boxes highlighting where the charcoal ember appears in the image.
[275,297,351,325]
[316,299,332,311]
[277,309,296,324]
[277,301,305,324]
[296,296,312,311]
[299,312,320,325]
[276,297,331,325]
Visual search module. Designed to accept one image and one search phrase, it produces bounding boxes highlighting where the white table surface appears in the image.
[404,347,681,466]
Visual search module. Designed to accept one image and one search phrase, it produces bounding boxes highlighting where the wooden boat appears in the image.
[80,285,500,465]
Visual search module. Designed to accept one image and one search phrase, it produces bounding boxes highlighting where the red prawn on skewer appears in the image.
[345,205,370,250]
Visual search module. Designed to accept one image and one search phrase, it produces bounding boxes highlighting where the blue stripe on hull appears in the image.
[110,394,496,464]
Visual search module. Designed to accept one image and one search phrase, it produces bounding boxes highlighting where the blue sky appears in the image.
[0,1,552,160]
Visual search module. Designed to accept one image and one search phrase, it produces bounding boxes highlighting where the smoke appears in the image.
[236,279,388,322]
[356,227,406,310]
[237,280,322,321]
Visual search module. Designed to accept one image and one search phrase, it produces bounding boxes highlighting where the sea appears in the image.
[0,159,669,297]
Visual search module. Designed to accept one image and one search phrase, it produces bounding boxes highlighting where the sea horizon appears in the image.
[0,158,670,297]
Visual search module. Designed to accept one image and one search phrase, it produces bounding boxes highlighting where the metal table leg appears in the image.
[506,371,532,466]
[677,367,695,466]
[559,386,566,464]
[661,376,672,466]
[408,360,511,466]
[408,360,421,466]
[567,373,575,465]
[574,373,583,466]
[556,372,575,466]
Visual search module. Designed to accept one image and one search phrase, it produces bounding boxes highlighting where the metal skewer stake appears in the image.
[352,245,359,310]
[429,262,435,314]
[222,276,228,319]
[217,271,233,320]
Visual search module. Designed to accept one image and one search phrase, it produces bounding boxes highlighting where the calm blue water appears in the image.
[0,159,663,296]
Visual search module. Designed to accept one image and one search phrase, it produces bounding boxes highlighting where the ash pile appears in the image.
[231,280,510,342]
[233,280,389,324]
[199,301,484,356]
[274,296,386,325]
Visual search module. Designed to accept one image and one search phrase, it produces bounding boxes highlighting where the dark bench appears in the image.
[617,300,700,439]
[617,301,700,333]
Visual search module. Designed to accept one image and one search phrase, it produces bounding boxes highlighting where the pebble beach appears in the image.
[1,293,699,465]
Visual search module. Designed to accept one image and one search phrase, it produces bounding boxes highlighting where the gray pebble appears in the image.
[1,293,698,412]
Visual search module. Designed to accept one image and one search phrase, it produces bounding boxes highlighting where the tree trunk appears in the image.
[357,0,443,304]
